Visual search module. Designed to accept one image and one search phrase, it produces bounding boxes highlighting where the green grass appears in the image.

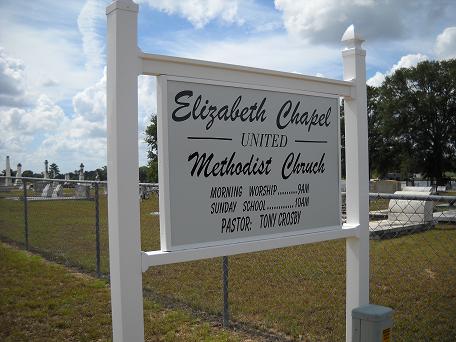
[0,242,248,342]
[1,194,456,341]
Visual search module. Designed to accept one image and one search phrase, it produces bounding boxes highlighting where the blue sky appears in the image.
[1,0,455,174]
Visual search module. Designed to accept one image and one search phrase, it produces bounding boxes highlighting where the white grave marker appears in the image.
[15,163,22,187]
[5,156,12,186]
[44,160,49,179]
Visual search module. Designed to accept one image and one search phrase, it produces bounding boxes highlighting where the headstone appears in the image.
[436,185,447,193]
[5,156,12,186]
[41,183,53,198]
[79,163,85,181]
[52,184,63,198]
[139,185,145,200]
[401,186,434,193]
[370,180,401,193]
[64,173,70,186]
[44,160,49,179]
[139,184,157,200]
[75,184,90,198]
[14,163,23,187]
[387,190,434,224]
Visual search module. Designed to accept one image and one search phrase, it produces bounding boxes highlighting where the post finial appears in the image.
[341,24,364,49]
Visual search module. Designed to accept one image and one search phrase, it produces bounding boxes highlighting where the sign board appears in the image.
[158,77,341,251]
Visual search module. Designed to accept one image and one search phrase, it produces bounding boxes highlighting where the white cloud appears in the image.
[170,34,340,78]
[0,48,107,171]
[275,0,396,42]
[36,72,157,170]
[0,48,29,108]
[435,27,456,60]
[0,25,95,102]
[71,70,157,138]
[139,0,242,28]
[0,94,65,164]
[77,0,108,73]
[0,95,64,135]
[73,67,107,123]
[390,53,428,73]
[0,49,66,168]
[36,127,107,171]
[22,95,65,132]
[367,53,428,87]
[366,72,385,87]
[138,75,157,131]
[274,0,454,44]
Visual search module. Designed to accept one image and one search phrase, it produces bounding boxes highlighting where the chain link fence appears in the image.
[1,175,455,341]
[368,191,456,342]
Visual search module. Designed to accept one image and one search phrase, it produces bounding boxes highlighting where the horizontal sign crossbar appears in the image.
[141,224,359,271]
[141,52,354,98]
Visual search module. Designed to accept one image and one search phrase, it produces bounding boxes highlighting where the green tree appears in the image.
[139,166,149,183]
[49,163,60,177]
[373,59,456,184]
[21,170,34,177]
[147,161,158,183]
[367,85,403,178]
[145,115,158,162]
[145,115,158,183]
[97,166,107,181]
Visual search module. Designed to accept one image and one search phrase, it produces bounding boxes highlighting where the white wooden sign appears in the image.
[158,77,341,251]
[106,1,369,341]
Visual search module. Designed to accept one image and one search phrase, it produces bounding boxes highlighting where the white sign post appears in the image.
[106,1,144,341]
[342,25,370,341]
[106,1,368,341]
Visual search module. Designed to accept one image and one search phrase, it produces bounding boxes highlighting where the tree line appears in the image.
[367,59,455,184]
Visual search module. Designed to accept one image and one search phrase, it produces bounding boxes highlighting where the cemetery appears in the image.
[1,177,455,341]
[1,157,455,341]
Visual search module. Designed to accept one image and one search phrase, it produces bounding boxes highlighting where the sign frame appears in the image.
[157,74,343,252]
[106,1,369,341]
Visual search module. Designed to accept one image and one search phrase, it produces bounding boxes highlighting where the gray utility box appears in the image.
[352,304,393,342]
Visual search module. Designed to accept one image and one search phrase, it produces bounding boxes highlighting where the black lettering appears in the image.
[172,90,192,122]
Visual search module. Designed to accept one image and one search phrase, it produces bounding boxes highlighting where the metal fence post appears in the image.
[95,182,101,277]
[222,255,229,327]
[23,179,29,250]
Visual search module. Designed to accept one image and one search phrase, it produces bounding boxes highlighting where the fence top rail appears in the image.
[367,192,456,202]
[0,175,158,187]
[2,177,453,199]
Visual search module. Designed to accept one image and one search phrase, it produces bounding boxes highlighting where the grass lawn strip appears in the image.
[1,194,456,341]
[0,242,252,342]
